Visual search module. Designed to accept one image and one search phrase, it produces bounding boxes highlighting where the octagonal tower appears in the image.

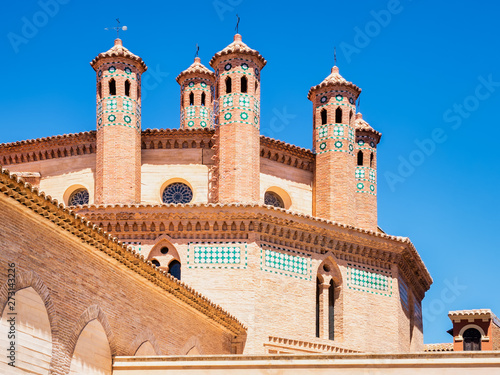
[90,38,147,205]
[354,113,381,231]
[308,66,361,225]
[210,34,266,204]
[176,57,215,129]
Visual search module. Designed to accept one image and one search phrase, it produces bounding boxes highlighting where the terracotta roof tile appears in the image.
[308,66,361,100]
[424,343,454,352]
[176,57,215,83]
[210,34,266,68]
[90,38,147,72]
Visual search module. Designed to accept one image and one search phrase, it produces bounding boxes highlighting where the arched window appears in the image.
[162,182,193,204]
[370,152,374,168]
[151,259,160,267]
[349,110,353,124]
[357,151,363,166]
[201,92,206,106]
[109,78,116,96]
[328,279,335,340]
[315,278,320,338]
[225,77,232,94]
[68,188,89,206]
[463,328,481,351]
[335,107,342,123]
[321,109,327,125]
[189,92,194,106]
[241,76,248,93]
[98,82,102,99]
[255,80,259,93]
[125,80,131,97]
[264,191,284,208]
[137,86,140,99]
[168,260,181,280]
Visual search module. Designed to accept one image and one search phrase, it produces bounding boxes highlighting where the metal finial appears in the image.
[235,14,240,34]
[334,46,337,66]
[195,44,199,58]
[357,96,361,110]
[104,18,128,38]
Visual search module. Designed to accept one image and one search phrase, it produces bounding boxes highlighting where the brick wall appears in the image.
[0,193,237,375]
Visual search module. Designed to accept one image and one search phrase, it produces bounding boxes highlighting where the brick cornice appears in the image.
[0,166,246,336]
[72,203,432,298]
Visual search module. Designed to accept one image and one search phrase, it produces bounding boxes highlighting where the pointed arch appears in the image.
[108,78,116,96]
[321,108,327,125]
[181,336,203,355]
[0,287,52,373]
[69,319,112,374]
[201,92,206,106]
[125,79,131,97]
[335,107,342,123]
[241,76,248,93]
[315,253,343,341]
[147,235,181,271]
[129,328,162,356]
[189,92,194,106]
[370,152,374,168]
[67,305,117,359]
[225,77,232,94]
[357,150,364,166]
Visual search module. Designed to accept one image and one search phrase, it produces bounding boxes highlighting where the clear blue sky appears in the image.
[1,0,499,346]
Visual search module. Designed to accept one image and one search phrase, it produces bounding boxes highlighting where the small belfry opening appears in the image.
[370,152,374,168]
[189,92,194,106]
[168,260,181,280]
[98,82,102,99]
[109,78,116,95]
[241,76,248,93]
[463,328,482,351]
[357,151,364,166]
[255,80,259,93]
[225,77,232,94]
[321,109,327,125]
[125,80,131,97]
[201,92,206,106]
[335,107,342,123]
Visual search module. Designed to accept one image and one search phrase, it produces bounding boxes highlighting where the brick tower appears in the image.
[308,66,361,225]
[209,34,266,203]
[354,113,381,231]
[90,38,147,204]
[176,57,215,129]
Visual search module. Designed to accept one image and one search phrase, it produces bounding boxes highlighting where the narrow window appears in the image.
[335,107,342,123]
[125,80,131,97]
[225,77,232,94]
[109,78,116,96]
[357,151,364,166]
[315,278,320,338]
[370,152,374,168]
[189,92,194,106]
[328,279,335,340]
[169,260,181,280]
[241,76,248,93]
[98,82,102,99]
[137,86,140,99]
[349,110,353,124]
[321,109,327,125]
[463,328,481,351]
[255,80,259,93]
[201,92,206,106]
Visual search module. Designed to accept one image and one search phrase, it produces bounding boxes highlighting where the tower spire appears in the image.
[334,46,337,66]
[235,14,240,34]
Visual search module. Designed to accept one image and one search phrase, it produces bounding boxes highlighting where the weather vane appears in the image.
[334,46,337,66]
[235,14,240,34]
[195,44,199,58]
[105,18,128,38]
